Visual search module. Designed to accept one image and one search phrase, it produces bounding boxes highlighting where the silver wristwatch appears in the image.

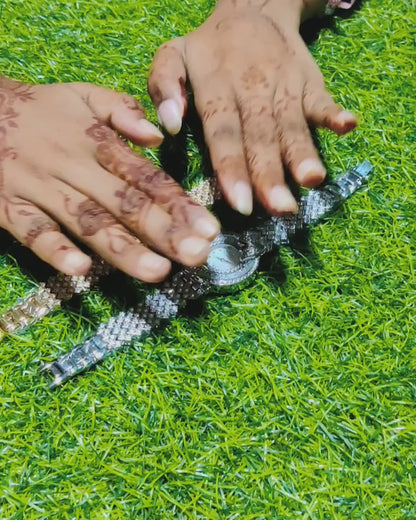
[43,160,373,387]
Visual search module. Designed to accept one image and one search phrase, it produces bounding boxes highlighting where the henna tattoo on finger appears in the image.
[62,192,136,255]
[274,88,310,168]
[85,120,115,143]
[63,194,117,237]
[120,95,144,114]
[77,200,119,237]
[0,129,17,198]
[212,124,235,140]
[278,122,311,169]
[149,45,187,106]
[246,151,263,180]
[97,225,138,255]
[202,102,238,124]
[114,184,152,224]
[201,96,238,124]
[86,120,201,229]
[57,245,76,252]
[213,155,248,185]
[1,196,39,226]
[0,194,58,249]
[24,217,60,247]
[202,101,219,124]
[239,98,277,146]
[274,87,300,118]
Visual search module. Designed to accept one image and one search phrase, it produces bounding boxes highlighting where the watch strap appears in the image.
[42,267,212,387]
[43,161,373,387]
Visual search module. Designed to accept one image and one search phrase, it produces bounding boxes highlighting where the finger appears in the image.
[70,83,164,148]
[303,80,357,135]
[148,39,187,135]
[238,92,298,215]
[194,87,253,215]
[19,184,171,282]
[89,129,220,241]
[274,85,327,189]
[39,162,213,269]
[1,197,91,276]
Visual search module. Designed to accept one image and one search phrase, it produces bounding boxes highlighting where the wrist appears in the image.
[213,0,328,28]
[0,77,21,88]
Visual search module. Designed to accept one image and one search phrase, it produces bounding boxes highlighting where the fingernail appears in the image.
[139,253,170,274]
[193,217,220,240]
[297,159,326,187]
[135,119,164,145]
[336,110,357,133]
[232,181,253,216]
[157,99,182,135]
[337,110,356,125]
[178,237,210,263]
[268,186,298,214]
[62,251,91,275]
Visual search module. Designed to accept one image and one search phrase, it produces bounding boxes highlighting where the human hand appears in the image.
[149,0,357,216]
[0,78,219,282]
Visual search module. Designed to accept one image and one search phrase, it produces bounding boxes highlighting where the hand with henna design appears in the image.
[0,78,220,282]
[148,0,357,216]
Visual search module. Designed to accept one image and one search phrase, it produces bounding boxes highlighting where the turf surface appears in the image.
[1,0,416,518]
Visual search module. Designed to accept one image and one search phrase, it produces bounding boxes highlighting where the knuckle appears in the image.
[211,124,235,140]
[200,98,237,124]
[279,126,310,158]
[24,216,60,247]
[119,94,143,113]
[216,154,246,173]
[147,81,163,104]
[279,118,308,138]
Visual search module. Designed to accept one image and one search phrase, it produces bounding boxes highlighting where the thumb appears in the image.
[70,83,164,148]
[148,38,187,135]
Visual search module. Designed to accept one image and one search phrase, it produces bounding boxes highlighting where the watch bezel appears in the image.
[207,233,260,289]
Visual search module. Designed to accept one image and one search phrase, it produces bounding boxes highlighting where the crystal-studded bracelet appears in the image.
[0,258,111,335]
[43,161,373,387]
[0,178,221,339]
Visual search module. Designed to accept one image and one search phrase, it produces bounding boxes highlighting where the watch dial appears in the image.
[207,234,259,288]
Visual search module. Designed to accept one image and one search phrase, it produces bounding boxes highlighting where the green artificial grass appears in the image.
[1,0,416,518]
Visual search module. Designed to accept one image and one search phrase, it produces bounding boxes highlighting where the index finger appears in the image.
[91,125,220,241]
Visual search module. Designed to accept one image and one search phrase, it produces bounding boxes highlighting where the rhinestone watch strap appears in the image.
[43,267,212,387]
[0,258,111,334]
[44,161,373,387]
[0,179,220,339]
[239,160,373,259]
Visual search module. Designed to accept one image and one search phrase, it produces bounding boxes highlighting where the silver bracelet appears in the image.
[0,258,111,335]
[43,160,373,387]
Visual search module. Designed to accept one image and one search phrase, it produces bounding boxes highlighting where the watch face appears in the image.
[207,234,259,288]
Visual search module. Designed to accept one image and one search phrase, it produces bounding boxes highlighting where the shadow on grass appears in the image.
[0,229,14,256]
[301,0,363,42]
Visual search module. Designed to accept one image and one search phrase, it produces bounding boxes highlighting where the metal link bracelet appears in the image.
[43,161,373,387]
